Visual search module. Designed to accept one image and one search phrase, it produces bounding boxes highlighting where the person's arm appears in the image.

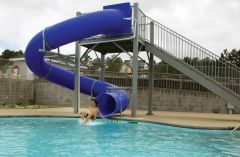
[97,108,106,120]
[83,113,92,124]
[83,116,90,124]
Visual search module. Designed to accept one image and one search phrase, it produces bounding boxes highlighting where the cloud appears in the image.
[143,0,240,54]
[0,0,239,57]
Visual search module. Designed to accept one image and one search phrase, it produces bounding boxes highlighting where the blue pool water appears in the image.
[0,118,239,157]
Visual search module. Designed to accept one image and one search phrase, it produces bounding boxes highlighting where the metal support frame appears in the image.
[80,44,98,62]
[146,21,154,115]
[74,12,81,114]
[111,52,122,61]
[46,3,240,115]
[112,42,149,66]
[40,49,75,60]
[94,51,101,62]
[146,52,150,61]
[131,2,139,117]
[74,40,81,113]
[99,53,105,81]
[39,49,76,70]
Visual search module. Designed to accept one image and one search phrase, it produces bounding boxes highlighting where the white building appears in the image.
[119,63,132,73]
[124,58,147,71]
[6,57,87,80]
[8,57,34,80]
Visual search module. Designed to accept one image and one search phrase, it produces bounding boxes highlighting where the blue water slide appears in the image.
[25,3,131,117]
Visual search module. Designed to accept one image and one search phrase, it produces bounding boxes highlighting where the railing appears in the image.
[2,71,240,93]
[138,9,240,95]
[80,70,240,93]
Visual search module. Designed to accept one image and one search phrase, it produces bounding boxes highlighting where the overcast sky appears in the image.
[0,0,239,58]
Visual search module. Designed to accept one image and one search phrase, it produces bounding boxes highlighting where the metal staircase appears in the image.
[138,9,240,109]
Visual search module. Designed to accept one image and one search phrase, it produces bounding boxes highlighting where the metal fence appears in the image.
[2,68,240,101]
[82,70,219,92]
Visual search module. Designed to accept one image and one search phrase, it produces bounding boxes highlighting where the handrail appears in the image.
[138,9,240,95]
[138,13,240,70]
[139,14,240,71]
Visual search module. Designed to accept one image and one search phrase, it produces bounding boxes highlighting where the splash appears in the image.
[79,119,104,126]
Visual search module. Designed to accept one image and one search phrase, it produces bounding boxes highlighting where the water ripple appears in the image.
[0,118,239,157]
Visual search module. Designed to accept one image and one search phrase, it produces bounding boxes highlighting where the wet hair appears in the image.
[91,98,97,106]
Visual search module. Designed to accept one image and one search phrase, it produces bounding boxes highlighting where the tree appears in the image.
[154,61,180,74]
[1,49,24,59]
[89,58,100,73]
[154,61,168,73]
[220,49,240,67]
[105,55,123,72]
[0,49,24,66]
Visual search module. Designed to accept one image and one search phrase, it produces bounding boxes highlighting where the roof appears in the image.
[8,57,88,69]
[8,57,25,61]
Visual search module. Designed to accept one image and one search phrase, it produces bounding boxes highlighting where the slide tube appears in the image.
[25,3,131,117]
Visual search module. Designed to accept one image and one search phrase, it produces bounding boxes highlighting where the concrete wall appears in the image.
[33,80,235,113]
[34,80,91,107]
[0,79,238,114]
[137,88,229,113]
[0,78,34,105]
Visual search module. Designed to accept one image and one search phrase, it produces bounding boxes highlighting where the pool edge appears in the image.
[0,114,238,131]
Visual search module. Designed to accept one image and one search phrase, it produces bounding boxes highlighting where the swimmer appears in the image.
[83,99,105,124]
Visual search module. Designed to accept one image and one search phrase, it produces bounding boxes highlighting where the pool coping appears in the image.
[0,114,239,131]
[0,107,240,131]
[111,117,238,130]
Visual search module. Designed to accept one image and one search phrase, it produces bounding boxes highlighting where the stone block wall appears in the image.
[34,80,91,107]
[33,81,232,113]
[0,78,34,105]
[137,88,229,113]
[0,78,238,114]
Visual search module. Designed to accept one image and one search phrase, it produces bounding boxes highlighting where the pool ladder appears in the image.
[229,125,240,135]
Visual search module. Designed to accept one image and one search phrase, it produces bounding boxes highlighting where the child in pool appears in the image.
[83,99,105,124]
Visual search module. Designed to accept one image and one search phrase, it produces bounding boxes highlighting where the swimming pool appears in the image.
[0,118,239,157]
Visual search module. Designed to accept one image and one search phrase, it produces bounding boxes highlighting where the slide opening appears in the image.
[98,94,116,116]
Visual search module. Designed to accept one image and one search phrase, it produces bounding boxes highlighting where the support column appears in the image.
[99,53,105,81]
[131,2,139,117]
[74,12,81,114]
[74,41,80,113]
[147,21,154,115]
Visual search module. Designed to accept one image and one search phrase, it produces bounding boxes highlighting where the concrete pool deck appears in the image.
[0,107,240,130]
